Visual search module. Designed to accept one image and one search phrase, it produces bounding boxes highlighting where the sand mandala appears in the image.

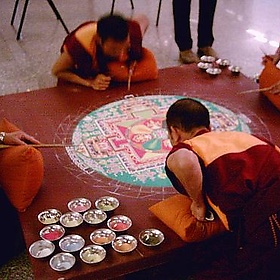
[64,95,251,189]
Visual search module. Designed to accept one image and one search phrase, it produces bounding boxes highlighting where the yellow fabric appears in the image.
[259,60,280,111]
[183,131,267,167]
[0,119,44,212]
[149,194,227,242]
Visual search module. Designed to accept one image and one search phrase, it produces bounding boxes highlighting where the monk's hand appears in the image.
[4,131,40,146]
[190,200,207,221]
[90,74,111,91]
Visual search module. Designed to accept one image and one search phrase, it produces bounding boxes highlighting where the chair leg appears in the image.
[47,0,69,34]
[11,0,20,25]
[110,0,115,15]
[156,0,162,27]
[16,0,30,40]
[111,0,134,15]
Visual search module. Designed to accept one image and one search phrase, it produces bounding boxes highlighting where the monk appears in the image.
[52,14,158,90]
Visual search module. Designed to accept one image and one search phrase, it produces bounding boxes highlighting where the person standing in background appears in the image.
[173,0,218,64]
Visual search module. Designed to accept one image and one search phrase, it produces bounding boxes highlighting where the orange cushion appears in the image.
[107,47,158,82]
[0,119,44,212]
[149,194,226,243]
[259,60,280,111]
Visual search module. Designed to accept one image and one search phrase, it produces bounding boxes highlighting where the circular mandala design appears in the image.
[65,95,251,188]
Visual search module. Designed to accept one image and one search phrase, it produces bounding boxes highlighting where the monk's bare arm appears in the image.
[167,148,206,221]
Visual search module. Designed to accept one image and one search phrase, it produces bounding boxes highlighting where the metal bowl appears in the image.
[60,211,83,228]
[205,210,215,221]
[139,228,165,247]
[67,197,91,213]
[80,245,106,264]
[29,239,55,258]
[112,235,137,253]
[90,228,116,246]
[197,62,213,70]
[59,234,85,253]
[49,252,75,271]
[206,67,222,76]
[40,224,65,242]
[216,58,230,67]
[38,209,62,225]
[200,55,216,63]
[95,196,119,212]
[228,65,241,76]
[83,209,107,225]
[107,215,132,232]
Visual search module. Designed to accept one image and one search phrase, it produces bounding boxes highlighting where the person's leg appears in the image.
[197,0,217,57]
[172,0,192,51]
[173,0,199,63]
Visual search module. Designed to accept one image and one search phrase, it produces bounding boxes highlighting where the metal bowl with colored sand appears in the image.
[228,65,241,76]
[83,209,107,225]
[49,252,76,271]
[59,234,85,253]
[197,62,213,71]
[216,58,230,68]
[40,224,65,242]
[107,215,132,232]
[38,209,62,225]
[206,67,222,76]
[60,211,83,228]
[80,245,106,264]
[112,235,137,253]
[90,228,116,246]
[95,196,119,212]
[67,197,91,213]
[200,55,216,63]
[139,228,165,247]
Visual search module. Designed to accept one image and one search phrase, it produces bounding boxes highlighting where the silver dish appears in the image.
[95,196,119,212]
[49,252,75,271]
[216,58,230,67]
[60,211,83,228]
[205,210,215,221]
[107,215,132,232]
[112,235,137,253]
[206,67,222,76]
[228,65,241,76]
[67,197,91,213]
[40,224,65,242]
[200,55,216,63]
[139,228,165,247]
[83,209,107,225]
[29,239,55,258]
[90,228,116,245]
[38,209,62,225]
[197,62,213,70]
[80,245,106,264]
[59,234,85,252]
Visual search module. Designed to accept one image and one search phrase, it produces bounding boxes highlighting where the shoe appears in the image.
[179,50,200,64]
[197,46,218,58]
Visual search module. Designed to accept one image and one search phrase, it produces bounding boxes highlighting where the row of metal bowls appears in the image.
[29,228,164,271]
[38,196,120,225]
[31,196,165,271]
[198,56,241,76]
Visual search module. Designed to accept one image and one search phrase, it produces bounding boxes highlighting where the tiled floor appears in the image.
[0,0,279,278]
[0,0,279,96]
